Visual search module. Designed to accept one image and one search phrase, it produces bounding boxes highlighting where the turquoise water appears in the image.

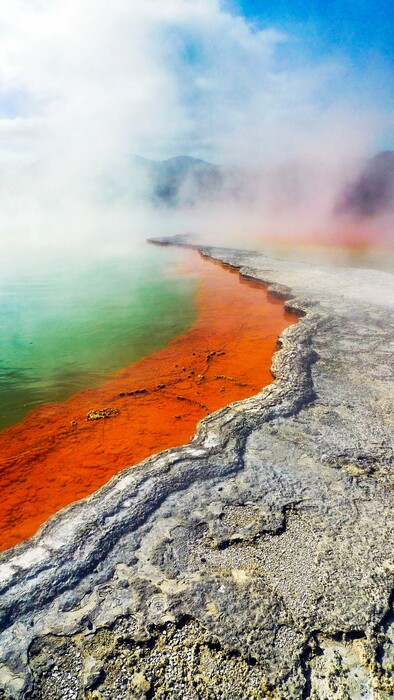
[0,245,196,431]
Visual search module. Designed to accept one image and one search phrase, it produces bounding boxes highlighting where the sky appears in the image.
[232,0,394,151]
[232,0,394,67]
[0,0,392,256]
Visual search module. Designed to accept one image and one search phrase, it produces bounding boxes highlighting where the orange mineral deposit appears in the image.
[0,252,297,551]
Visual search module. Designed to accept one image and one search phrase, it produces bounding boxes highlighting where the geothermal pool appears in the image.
[0,247,296,551]
[0,246,197,431]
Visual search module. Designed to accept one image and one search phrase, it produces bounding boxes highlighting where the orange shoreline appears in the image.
[0,252,297,551]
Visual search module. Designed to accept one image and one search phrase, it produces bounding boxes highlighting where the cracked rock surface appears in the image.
[0,240,393,699]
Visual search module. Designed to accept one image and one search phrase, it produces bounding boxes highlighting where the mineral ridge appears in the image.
[0,240,393,699]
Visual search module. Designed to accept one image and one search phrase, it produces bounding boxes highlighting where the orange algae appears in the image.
[0,252,297,551]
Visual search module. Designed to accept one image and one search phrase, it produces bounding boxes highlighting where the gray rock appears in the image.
[0,239,393,699]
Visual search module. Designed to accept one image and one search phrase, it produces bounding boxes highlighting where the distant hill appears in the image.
[337,151,394,217]
[140,155,226,206]
[131,154,255,208]
[145,153,394,216]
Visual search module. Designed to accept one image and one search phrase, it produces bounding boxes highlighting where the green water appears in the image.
[0,245,196,431]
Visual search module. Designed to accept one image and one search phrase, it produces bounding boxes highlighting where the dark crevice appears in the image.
[88,668,107,691]
[300,634,320,700]
[331,630,366,643]
[216,536,244,551]
[145,681,156,700]
[375,588,394,668]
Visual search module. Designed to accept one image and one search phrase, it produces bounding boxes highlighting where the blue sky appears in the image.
[226,0,394,151]
[229,0,394,68]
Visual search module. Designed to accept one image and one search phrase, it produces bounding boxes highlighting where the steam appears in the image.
[0,0,392,268]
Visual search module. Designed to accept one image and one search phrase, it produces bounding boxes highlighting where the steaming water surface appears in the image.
[0,245,196,431]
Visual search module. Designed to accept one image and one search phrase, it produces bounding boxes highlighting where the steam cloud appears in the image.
[0,0,393,266]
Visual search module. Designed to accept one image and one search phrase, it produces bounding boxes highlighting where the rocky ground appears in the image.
[0,239,393,699]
